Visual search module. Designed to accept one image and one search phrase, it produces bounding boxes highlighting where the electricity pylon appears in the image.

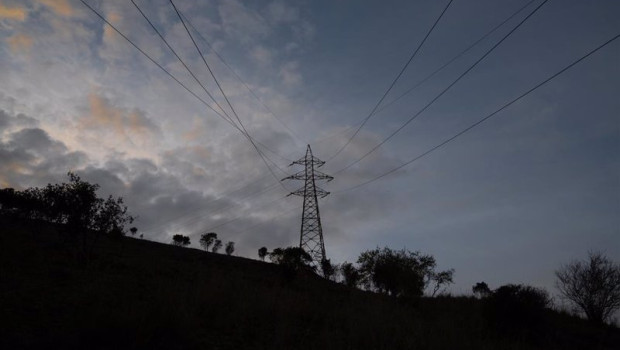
[282,145,333,268]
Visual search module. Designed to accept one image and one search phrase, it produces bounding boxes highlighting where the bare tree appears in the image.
[556,252,620,325]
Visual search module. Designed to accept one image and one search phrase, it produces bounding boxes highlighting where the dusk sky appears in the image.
[0,0,618,297]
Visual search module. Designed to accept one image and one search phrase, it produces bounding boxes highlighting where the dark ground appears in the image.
[1,217,618,349]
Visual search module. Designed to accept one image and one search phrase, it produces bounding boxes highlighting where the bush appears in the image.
[356,247,453,297]
[172,234,190,247]
[486,284,551,335]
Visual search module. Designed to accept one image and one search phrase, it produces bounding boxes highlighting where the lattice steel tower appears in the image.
[283,145,333,268]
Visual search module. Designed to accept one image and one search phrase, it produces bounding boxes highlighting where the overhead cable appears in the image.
[180,11,306,145]
[169,0,290,188]
[337,32,620,193]
[333,0,549,175]
[326,0,455,162]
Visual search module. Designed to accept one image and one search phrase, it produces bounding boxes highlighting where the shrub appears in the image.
[486,284,551,334]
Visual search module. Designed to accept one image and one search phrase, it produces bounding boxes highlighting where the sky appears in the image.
[0,0,618,298]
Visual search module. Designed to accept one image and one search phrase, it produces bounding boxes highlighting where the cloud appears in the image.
[0,109,87,189]
[6,32,33,53]
[0,3,26,21]
[102,11,121,43]
[38,0,74,17]
[218,0,270,43]
[80,92,161,140]
[279,61,302,86]
[250,45,273,66]
[265,1,299,24]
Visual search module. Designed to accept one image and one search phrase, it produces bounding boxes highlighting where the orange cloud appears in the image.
[0,4,26,21]
[103,12,121,43]
[81,93,159,138]
[0,3,26,21]
[38,0,73,17]
[6,33,34,53]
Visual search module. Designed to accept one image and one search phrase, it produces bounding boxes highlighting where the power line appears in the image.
[372,0,538,119]
[336,32,620,193]
[79,0,239,130]
[333,0,549,175]
[169,0,290,189]
[82,0,285,164]
[179,11,306,145]
[327,0,454,162]
[131,0,293,164]
[81,0,296,237]
[130,0,236,127]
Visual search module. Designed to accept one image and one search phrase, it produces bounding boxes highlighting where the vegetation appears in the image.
[0,172,133,257]
[0,172,133,236]
[1,175,619,348]
[486,284,552,336]
[269,247,314,272]
[199,232,217,252]
[258,246,268,261]
[341,262,362,288]
[225,241,235,256]
[556,252,620,325]
[356,247,454,297]
[212,239,223,253]
[171,234,190,247]
[320,258,336,281]
[2,218,619,349]
[473,281,492,298]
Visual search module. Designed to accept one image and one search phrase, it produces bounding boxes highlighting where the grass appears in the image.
[1,217,618,349]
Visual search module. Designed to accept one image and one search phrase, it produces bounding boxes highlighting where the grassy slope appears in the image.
[1,218,618,350]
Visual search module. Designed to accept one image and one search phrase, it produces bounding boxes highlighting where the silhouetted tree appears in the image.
[212,239,222,253]
[357,247,453,297]
[130,227,138,236]
[225,241,235,256]
[0,188,17,215]
[321,258,336,281]
[199,232,217,252]
[473,282,491,299]
[258,246,268,261]
[556,252,620,325]
[430,269,455,296]
[93,195,132,236]
[269,248,283,263]
[172,234,190,247]
[139,234,143,239]
[341,262,361,288]
[487,284,551,334]
[269,247,314,272]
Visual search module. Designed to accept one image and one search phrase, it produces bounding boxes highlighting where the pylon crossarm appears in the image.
[315,187,330,198]
[287,188,305,197]
[312,170,334,181]
[290,157,325,167]
[282,170,306,181]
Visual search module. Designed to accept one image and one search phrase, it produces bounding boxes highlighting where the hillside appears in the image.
[1,217,618,350]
